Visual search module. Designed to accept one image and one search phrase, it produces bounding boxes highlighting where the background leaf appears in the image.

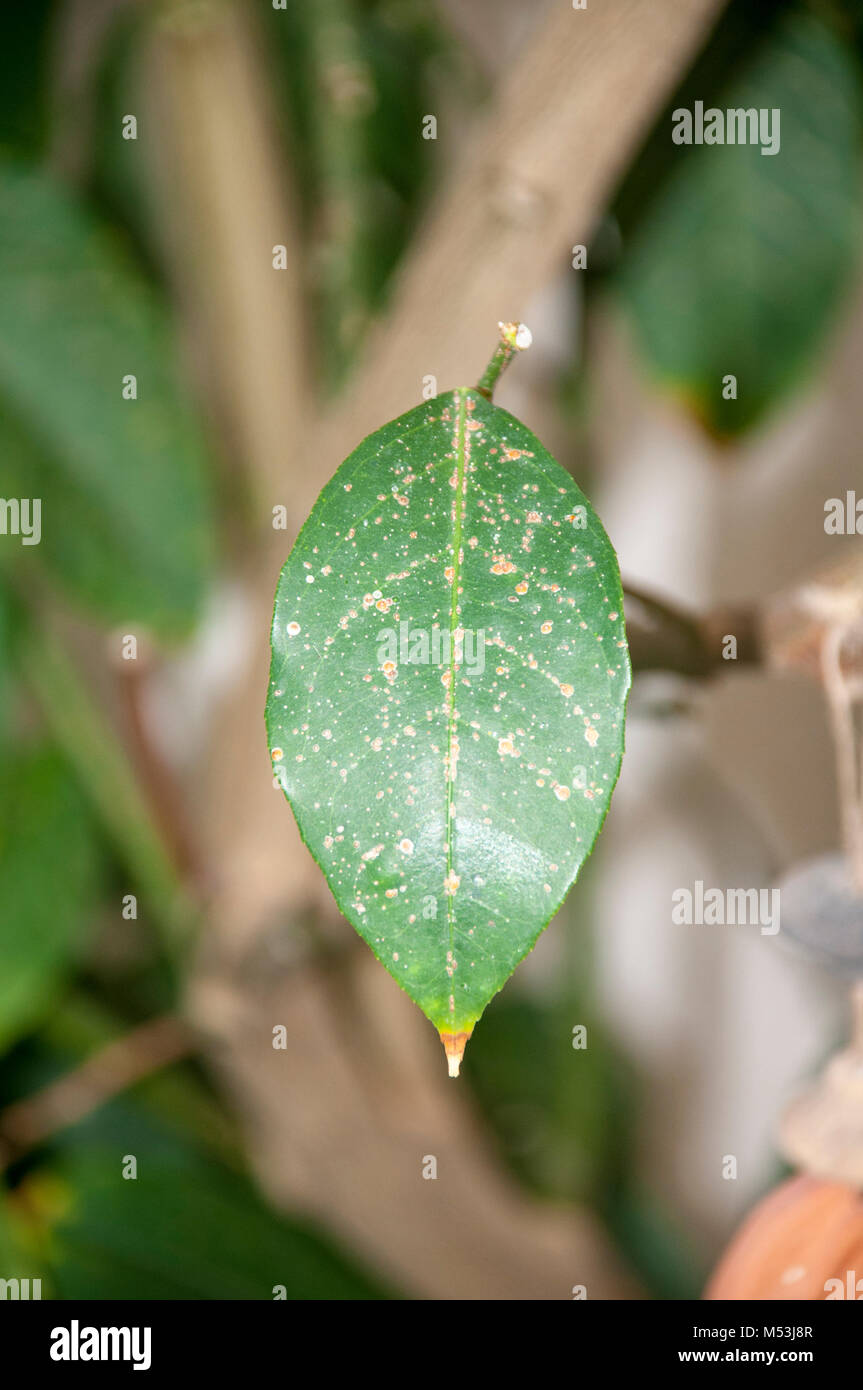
[0,750,100,1053]
[47,1106,388,1300]
[466,987,705,1299]
[617,7,862,435]
[0,0,54,159]
[267,389,629,1057]
[0,1005,393,1300]
[0,584,12,738]
[0,159,214,637]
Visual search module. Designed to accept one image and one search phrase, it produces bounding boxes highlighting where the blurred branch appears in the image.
[627,555,863,683]
[17,611,197,960]
[768,558,863,888]
[194,946,640,1300]
[821,622,863,888]
[0,1014,193,1173]
[624,583,762,677]
[115,651,202,889]
[305,0,378,388]
[145,0,311,505]
[434,0,551,78]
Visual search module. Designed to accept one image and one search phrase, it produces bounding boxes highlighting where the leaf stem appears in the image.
[476,321,532,399]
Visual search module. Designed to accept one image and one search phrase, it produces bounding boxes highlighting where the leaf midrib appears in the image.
[443,389,468,1018]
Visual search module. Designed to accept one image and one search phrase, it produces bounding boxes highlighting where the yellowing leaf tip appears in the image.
[439,1029,472,1077]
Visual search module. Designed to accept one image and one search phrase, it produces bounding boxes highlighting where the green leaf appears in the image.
[617,8,862,436]
[0,159,214,638]
[0,1,54,158]
[0,1190,49,1292]
[0,583,12,740]
[0,1009,391,1298]
[267,386,629,1068]
[0,750,100,1053]
[465,995,631,1204]
[47,1110,390,1300]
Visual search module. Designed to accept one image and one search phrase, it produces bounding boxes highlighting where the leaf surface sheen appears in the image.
[267,388,629,1049]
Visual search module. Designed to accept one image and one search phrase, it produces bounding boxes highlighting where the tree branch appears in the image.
[625,584,762,677]
[0,1015,193,1172]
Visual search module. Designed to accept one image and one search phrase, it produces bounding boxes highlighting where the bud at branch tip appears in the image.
[476,321,532,400]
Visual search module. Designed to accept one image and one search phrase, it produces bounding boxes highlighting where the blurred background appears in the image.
[1,0,862,1300]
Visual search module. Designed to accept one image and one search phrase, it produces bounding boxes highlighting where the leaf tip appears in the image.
[439,1029,472,1077]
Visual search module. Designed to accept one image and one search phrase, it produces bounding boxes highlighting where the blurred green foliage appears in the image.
[466,891,707,1300]
[0,1,55,158]
[0,1004,389,1299]
[0,752,100,1053]
[49,1115,387,1300]
[614,2,863,435]
[0,161,214,635]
